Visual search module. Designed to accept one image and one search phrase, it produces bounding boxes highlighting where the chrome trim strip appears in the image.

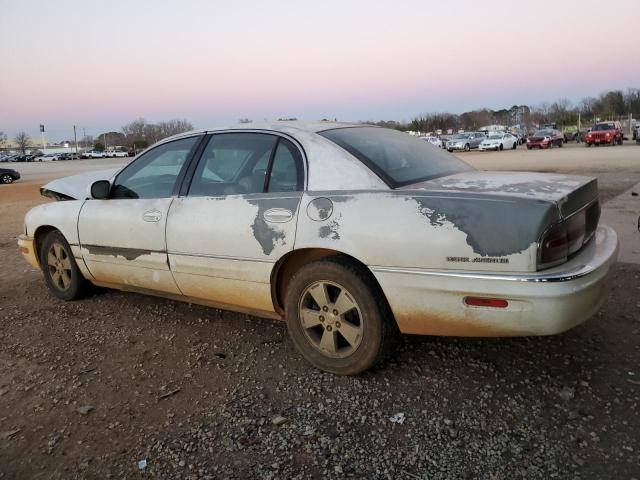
[370,264,596,283]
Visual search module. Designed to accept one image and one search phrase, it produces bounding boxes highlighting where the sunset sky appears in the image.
[1,0,639,141]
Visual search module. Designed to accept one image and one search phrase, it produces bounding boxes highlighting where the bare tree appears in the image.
[122,118,193,147]
[0,131,7,149]
[156,119,194,139]
[14,131,31,154]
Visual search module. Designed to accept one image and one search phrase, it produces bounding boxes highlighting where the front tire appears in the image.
[39,230,90,301]
[464,143,470,152]
[285,258,394,375]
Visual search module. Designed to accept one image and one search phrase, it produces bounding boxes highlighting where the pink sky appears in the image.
[1,0,639,141]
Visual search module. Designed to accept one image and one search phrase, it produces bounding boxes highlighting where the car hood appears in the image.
[40,168,120,200]
[408,171,598,217]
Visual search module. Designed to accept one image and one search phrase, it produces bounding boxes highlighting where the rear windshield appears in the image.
[319,127,473,187]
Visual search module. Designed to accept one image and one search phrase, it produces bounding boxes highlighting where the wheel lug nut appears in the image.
[326,325,332,332]
[319,316,325,322]
[336,321,341,328]
[333,310,338,316]
[322,306,328,312]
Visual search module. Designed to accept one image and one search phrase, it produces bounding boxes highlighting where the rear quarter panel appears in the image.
[294,191,560,273]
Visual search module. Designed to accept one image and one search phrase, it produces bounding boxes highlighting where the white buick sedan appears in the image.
[18,122,618,374]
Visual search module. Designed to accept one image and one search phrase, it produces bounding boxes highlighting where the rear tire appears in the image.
[284,258,395,375]
[1,174,13,184]
[39,230,90,301]
[499,144,503,151]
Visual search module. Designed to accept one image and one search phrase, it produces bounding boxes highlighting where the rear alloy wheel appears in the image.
[285,258,394,375]
[40,230,90,301]
[1,174,13,184]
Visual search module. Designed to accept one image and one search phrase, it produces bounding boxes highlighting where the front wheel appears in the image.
[1,174,13,184]
[499,144,503,151]
[512,141,517,149]
[558,140,563,148]
[40,230,90,301]
[285,258,395,375]
[464,143,470,152]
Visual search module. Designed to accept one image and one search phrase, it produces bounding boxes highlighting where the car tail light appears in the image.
[539,222,568,266]
[464,297,508,308]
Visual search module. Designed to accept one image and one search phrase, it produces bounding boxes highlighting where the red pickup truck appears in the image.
[585,121,623,147]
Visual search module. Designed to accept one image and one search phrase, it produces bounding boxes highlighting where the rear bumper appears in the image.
[371,225,619,337]
[18,234,39,269]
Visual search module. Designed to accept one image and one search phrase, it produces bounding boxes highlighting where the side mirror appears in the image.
[90,180,111,199]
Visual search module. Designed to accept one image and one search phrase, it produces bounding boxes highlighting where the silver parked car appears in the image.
[19,123,618,374]
[446,132,486,152]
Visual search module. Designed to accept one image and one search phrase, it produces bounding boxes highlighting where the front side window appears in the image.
[320,127,473,187]
[111,136,200,199]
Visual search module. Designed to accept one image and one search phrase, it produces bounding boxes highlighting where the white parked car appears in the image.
[479,133,518,151]
[421,136,443,148]
[83,151,106,159]
[18,123,618,374]
[34,153,60,162]
[106,150,129,158]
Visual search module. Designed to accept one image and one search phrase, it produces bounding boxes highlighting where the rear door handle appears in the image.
[143,210,162,222]
[263,208,293,223]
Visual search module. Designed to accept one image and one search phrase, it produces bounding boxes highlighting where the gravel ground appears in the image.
[1,143,639,479]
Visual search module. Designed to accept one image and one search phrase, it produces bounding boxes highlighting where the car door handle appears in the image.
[263,208,293,223]
[142,210,162,222]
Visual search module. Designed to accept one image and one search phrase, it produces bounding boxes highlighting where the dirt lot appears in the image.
[1,143,639,479]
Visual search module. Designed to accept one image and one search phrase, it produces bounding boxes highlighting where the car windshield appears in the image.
[535,130,553,137]
[488,135,502,139]
[319,127,473,187]
[592,123,615,131]
[452,134,470,139]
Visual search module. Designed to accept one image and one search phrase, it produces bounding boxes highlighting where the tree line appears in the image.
[364,88,640,133]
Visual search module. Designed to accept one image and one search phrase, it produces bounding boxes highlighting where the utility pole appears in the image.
[40,124,46,153]
[73,125,78,154]
[82,128,86,148]
[103,133,107,152]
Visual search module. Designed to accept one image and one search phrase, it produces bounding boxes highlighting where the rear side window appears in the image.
[266,138,304,193]
[189,133,278,197]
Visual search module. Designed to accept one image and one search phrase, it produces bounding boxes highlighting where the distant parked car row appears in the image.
[0,150,134,163]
